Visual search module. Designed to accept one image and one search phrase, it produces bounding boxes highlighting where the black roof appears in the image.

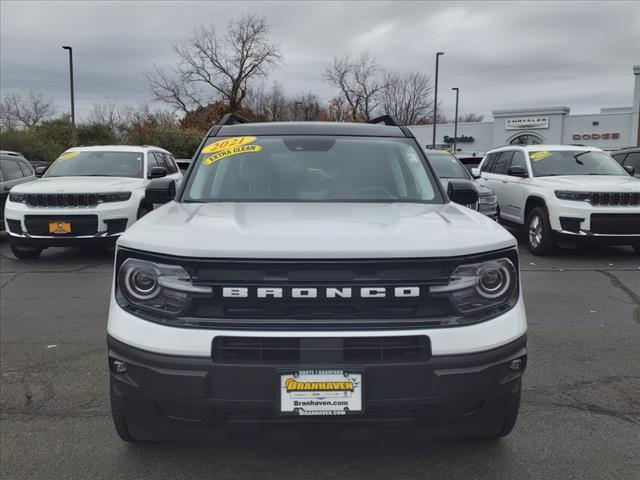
[612,146,639,154]
[214,121,406,138]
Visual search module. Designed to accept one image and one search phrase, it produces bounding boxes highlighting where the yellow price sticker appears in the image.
[57,151,79,161]
[203,136,257,154]
[530,151,552,162]
[203,144,262,166]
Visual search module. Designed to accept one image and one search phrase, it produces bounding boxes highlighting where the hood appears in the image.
[11,176,145,194]
[118,202,516,259]
[534,175,640,191]
[439,178,494,196]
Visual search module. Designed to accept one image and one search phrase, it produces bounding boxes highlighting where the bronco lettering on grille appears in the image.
[221,287,421,299]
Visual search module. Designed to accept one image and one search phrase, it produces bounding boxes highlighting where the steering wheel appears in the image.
[353,186,396,199]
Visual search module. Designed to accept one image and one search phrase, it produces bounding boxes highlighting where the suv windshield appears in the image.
[428,152,470,179]
[184,135,442,203]
[46,151,144,178]
[529,150,628,177]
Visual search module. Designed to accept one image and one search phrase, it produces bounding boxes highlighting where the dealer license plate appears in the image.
[48,221,71,234]
[280,370,363,416]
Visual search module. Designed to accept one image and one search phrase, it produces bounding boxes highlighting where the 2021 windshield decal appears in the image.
[202,136,262,166]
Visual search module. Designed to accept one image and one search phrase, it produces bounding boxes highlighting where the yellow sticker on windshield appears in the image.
[203,136,257,154]
[57,151,79,161]
[530,151,552,162]
[203,144,262,166]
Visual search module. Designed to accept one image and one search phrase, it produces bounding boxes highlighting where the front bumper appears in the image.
[548,201,640,239]
[4,200,137,247]
[108,334,527,440]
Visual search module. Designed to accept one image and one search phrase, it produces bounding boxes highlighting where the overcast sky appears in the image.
[1,1,639,122]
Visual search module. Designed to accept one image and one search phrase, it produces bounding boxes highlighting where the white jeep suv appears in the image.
[4,145,182,259]
[106,115,527,442]
[474,145,640,255]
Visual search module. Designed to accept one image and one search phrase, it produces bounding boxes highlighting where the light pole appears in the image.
[432,51,444,148]
[452,87,459,154]
[62,46,75,132]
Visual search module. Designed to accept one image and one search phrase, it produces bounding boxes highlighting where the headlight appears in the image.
[8,193,26,203]
[98,192,132,203]
[430,258,518,316]
[478,194,497,205]
[554,190,591,201]
[116,258,211,322]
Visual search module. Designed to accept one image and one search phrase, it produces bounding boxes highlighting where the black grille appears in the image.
[26,193,99,207]
[212,336,430,364]
[117,248,519,330]
[24,215,98,236]
[6,219,23,234]
[590,214,640,234]
[589,192,640,206]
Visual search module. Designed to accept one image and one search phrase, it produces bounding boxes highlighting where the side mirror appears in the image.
[35,166,48,178]
[148,166,167,179]
[145,178,176,204]
[623,165,635,175]
[447,179,479,206]
[508,165,528,178]
[470,168,481,179]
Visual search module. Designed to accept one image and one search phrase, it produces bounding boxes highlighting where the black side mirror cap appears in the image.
[145,178,176,204]
[148,166,167,179]
[507,165,528,177]
[623,165,635,175]
[35,166,48,178]
[447,179,479,206]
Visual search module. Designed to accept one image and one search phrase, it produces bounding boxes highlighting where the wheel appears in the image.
[495,382,522,438]
[136,203,152,220]
[10,242,43,259]
[477,380,522,440]
[526,207,557,256]
[110,381,156,443]
[110,389,135,443]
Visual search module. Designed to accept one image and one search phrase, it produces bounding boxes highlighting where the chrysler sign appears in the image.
[505,117,549,130]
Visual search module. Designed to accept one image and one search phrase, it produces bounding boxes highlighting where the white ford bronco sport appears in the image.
[107,115,527,442]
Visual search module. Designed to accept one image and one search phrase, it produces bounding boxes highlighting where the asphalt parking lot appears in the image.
[1,231,639,480]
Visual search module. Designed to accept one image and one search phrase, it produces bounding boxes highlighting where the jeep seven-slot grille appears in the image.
[26,193,99,208]
[212,336,430,364]
[589,192,640,206]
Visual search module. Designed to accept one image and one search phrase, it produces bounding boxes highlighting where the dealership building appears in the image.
[410,65,640,155]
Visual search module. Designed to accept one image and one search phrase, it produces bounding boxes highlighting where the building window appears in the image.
[509,134,543,145]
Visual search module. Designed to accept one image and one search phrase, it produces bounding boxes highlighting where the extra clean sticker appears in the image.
[202,136,262,166]
[57,151,79,161]
[530,151,552,162]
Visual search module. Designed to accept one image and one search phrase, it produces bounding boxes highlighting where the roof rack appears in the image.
[219,113,250,126]
[368,115,401,127]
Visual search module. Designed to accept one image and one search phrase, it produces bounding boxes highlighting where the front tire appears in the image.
[526,207,557,256]
[10,242,43,259]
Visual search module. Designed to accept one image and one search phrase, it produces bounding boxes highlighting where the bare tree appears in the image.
[145,15,282,113]
[0,91,55,128]
[381,72,433,125]
[327,96,349,122]
[324,52,386,122]
[458,113,484,123]
[246,82,288,121]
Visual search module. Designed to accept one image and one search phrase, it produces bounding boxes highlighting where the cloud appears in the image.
[1,1,638,120]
